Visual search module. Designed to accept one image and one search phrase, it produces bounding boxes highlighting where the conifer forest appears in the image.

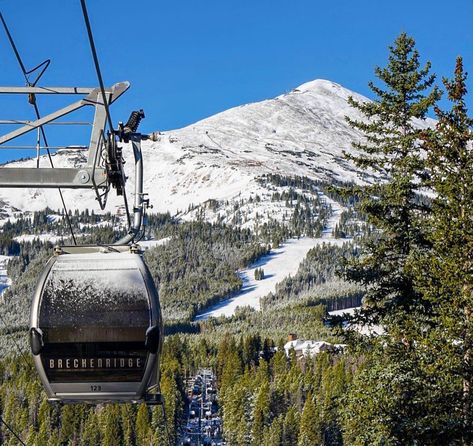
[1,32,473,446]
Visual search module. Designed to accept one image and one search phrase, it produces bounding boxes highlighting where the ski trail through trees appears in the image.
[0,255,11,295]
[196,195,345,320]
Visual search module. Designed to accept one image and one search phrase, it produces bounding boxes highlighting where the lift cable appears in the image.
[79,0,132,230]
[31,103,78,245]
[0,12,78,245]
[0,12,50,83]
[79,0,113,132]
[0,415,28,446]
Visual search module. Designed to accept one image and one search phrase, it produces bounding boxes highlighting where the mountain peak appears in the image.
[0,79,374,219]
[289,79,360,102]
[294,78,342,91]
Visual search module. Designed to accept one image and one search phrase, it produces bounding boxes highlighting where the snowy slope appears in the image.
[196,193,347,320]
[196,238,323,319]
[0,79,435,222]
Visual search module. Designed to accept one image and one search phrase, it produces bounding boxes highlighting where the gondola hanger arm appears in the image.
[0,82,129,145]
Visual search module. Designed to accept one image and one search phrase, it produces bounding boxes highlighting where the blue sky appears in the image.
[0,0,472,162]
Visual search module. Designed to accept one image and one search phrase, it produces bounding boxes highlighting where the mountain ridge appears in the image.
[0,79,434,226]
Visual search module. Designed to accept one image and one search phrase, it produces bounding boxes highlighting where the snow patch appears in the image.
[0,255,11,295]
[138,237,172,250]
[14,233,65,244]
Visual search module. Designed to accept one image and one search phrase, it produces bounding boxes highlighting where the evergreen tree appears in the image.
[262,415,283,446]
[297,393,320,446]
[342,32,440,329]
[219,349,243,399]
[101,405,123,446]
[82,410,101,446]
[222,378,252,446]
[151,404,168,446]
[340,33,444,445]
[35,423,50,446]
[136,403,151,445]
[341,345,432,445]
[282,406,300,446]
[120,405,136,446]
[252,380,271,445]
[59,405,78,445]
[413,56,473,443]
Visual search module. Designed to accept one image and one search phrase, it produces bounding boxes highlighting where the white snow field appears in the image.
[0,79,435,224]
[0,255,11,295]
[138,236,172,250]
[13,233,65,244]
[328,307,384,336]
[196,237,321,320]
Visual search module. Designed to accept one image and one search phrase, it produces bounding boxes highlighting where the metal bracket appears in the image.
[0,167,107,188]
[0,82,129,199]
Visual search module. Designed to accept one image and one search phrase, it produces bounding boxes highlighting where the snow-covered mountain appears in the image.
[0,79,433,226]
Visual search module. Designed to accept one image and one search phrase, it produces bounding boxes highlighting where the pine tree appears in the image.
[340,33,444,445]
[151,405,168,446]
[82,410,101,446]
[161,382,177,445]
[413,56,473,443]
[59,404,78,445]
[219,349,243,400]
[297,393,320,446]
[252,380,271,445]
[101,405,123,446]
[341,353,412,445]
[282,406,300,445]
[35,423,50,446]
[120,405,136,446]
[262,415,283,446]
[222,379,251,446]
[342,32,440,330]
[136,403,151,445]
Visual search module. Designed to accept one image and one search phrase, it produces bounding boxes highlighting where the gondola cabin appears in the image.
[29,246,162,403]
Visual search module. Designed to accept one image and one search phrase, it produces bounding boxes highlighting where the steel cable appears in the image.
[79,0,113,132]
[0,415,27,446]
[79,0,132,232]
[0,11,77,245]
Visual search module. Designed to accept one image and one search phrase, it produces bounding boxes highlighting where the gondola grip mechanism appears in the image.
[29,327,44,355]
[145,325,160,354]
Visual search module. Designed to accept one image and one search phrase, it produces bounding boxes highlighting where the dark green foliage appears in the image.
[257,173,356,207]
[0,337,188,446]
[254,267,265,280]
[341,341,466,445]
[256,174,336,238]
[336,32,443,445]
[0,233,20,256]
[3,32,473,446]
[217,335,352,446]
[342,32,440,328]
[409,56,473,443]
[298,393,320,446]
[145,220,269,321]
[340,39,473,445]
[200,301,337,348]
[0,250,50,339]
[0,217,270,344]
[1,208,126,244]
[332,208,368,239]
